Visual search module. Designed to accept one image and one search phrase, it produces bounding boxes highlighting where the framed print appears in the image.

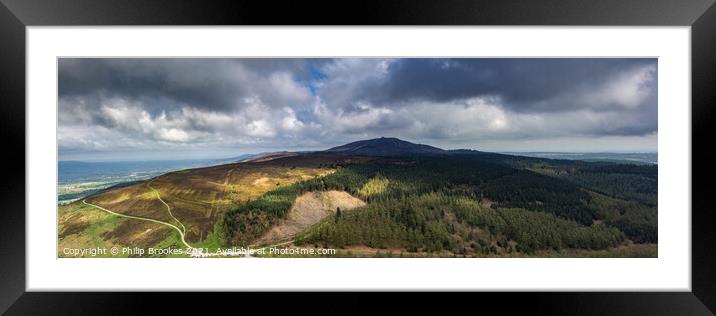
[1,0,715,314]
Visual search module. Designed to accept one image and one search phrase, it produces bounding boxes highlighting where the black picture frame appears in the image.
[1,0,714,314]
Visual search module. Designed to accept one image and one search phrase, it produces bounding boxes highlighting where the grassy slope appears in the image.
[58,155,341,257]
[58,203,129,258]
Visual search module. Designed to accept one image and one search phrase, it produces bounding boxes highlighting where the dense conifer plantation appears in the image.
[220,154,656,254]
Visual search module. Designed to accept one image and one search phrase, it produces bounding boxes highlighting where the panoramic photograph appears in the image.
[57,58,658,258]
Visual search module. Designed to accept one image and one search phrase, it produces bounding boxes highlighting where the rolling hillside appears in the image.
[58,138,657,258]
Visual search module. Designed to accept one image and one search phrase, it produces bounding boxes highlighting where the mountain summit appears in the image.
[325,137,446,156]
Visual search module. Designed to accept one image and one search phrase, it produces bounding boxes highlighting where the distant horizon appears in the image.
[59,143,658,163]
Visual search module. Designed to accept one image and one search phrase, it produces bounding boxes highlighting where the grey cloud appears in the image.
[58,58,658,159]
[313,58,657,137]
[59,58,316,114]
[369,58,657,112]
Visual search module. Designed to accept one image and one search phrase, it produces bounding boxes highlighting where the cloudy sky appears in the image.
[58,58,657,161]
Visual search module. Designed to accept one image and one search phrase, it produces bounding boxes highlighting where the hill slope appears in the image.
[325,137,446,156]
[58,138,657,258]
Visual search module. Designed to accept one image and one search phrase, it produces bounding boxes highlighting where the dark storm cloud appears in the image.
[59,58,321,114]
[350,58,657,112]
[313,58,657,137]
[58,58,658,160]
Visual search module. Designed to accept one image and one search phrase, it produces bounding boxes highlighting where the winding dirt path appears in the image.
[147,180,186,235]
[82,199,193,249]
[83,175,298,258]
